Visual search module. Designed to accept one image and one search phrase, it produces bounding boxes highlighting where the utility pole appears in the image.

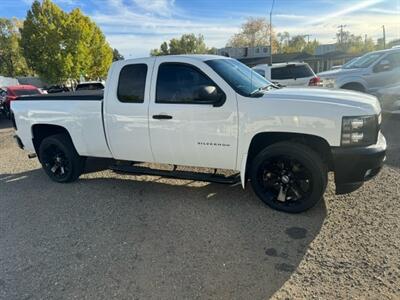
[382,25,386,49]
[338,24,346,44]
[303,34,310,43]
[269,0,275,66]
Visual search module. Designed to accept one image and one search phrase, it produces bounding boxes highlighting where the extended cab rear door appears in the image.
[103,58,155,162]
[148,57,239,170]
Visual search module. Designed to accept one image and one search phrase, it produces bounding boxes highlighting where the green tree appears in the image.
[227,18,279,52]
[151,34,214,56]
[0,18,30,77]
[336,30,375,54]
[112,48,124,61]
[276,33,319,54]
[20,0,112,83]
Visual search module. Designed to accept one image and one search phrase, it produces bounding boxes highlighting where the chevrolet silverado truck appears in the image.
[11,55,387,213]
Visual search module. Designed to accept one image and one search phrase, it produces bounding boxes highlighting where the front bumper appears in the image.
[331,132,386,194]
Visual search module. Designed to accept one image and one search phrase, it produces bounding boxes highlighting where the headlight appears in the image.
[341,115,379,146]
[321,78,335,88]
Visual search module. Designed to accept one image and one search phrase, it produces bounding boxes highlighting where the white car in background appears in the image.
[75,81,105,91]
[252,62,321,87]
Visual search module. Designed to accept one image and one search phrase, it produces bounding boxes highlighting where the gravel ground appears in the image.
[0,116,399,299]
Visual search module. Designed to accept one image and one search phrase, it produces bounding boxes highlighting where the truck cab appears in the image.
[11,55,386,213]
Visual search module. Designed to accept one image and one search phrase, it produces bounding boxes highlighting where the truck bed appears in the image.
[17,90,103,101]
[12,90,112,158]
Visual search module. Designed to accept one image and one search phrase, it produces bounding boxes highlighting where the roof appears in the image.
[122,54,229,64]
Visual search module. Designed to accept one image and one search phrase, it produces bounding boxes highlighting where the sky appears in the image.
[1,0,399,58]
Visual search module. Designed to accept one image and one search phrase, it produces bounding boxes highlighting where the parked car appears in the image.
[46,85,70,93]
[318,48,400,93]
[11,55,386,213]
[3,85,41,118]
[376,83,400,115]
[75,81,105,91]
[252,62,321,87]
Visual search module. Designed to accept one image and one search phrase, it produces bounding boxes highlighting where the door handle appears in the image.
[152,114,173,120]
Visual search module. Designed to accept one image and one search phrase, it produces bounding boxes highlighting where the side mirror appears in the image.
[374,59,391,73]
[197,85,226,106]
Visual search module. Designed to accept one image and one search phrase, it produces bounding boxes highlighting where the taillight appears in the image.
[308,77,322,86]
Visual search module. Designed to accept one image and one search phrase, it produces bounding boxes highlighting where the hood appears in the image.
[318,68,362,78]
[263,87,381,114]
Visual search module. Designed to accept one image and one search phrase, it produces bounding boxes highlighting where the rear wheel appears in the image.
[38,134,85,183]
[250,142,327,213]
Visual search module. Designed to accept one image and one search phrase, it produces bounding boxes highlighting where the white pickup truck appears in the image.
[11,55,386,213]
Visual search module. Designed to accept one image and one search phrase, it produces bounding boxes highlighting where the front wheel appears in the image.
[38,134,86,183]
[250,142,327,213]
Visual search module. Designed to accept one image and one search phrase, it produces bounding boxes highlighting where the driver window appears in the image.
[376,53,400,72]
[156,63,222,104]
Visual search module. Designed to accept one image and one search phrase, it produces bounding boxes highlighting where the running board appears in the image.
[110,164,240,184]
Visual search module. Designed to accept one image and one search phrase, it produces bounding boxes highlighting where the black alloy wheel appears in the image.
[39,134,85,183]
[250,142,327,213]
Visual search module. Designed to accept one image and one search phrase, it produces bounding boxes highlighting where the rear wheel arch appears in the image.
[31,124,75,154]
[243,132,333,183]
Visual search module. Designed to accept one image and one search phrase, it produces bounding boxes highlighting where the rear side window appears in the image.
[117,64,147,103]
[156,63,219,104]
[271,67,292,80]
[271,65,314,80]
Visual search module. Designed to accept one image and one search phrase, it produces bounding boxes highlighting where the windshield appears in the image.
[205,59,273,97]
[343,52,384,69]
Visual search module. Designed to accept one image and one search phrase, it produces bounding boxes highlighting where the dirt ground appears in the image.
[0,116,399,299]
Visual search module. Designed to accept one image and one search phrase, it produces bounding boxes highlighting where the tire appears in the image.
[38,134,86,183]
[250,142,327,213]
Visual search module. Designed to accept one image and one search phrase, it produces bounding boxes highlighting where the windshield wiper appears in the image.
[249,84,275,96]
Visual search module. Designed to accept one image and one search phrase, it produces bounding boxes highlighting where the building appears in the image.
[216,44,357,73]
[217,46,271,59]
[314,44,337,55]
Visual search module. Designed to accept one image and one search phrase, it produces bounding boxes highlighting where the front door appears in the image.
[367,52,400,92]
[148,58,238,170]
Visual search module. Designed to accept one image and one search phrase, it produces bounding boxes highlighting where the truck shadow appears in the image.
[0,168,326,299]
[0,117,12,130]
[381,114,400,170]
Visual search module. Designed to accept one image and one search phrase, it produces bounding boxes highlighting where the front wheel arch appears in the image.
[243,132,333,185]
[341,82,366,92]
